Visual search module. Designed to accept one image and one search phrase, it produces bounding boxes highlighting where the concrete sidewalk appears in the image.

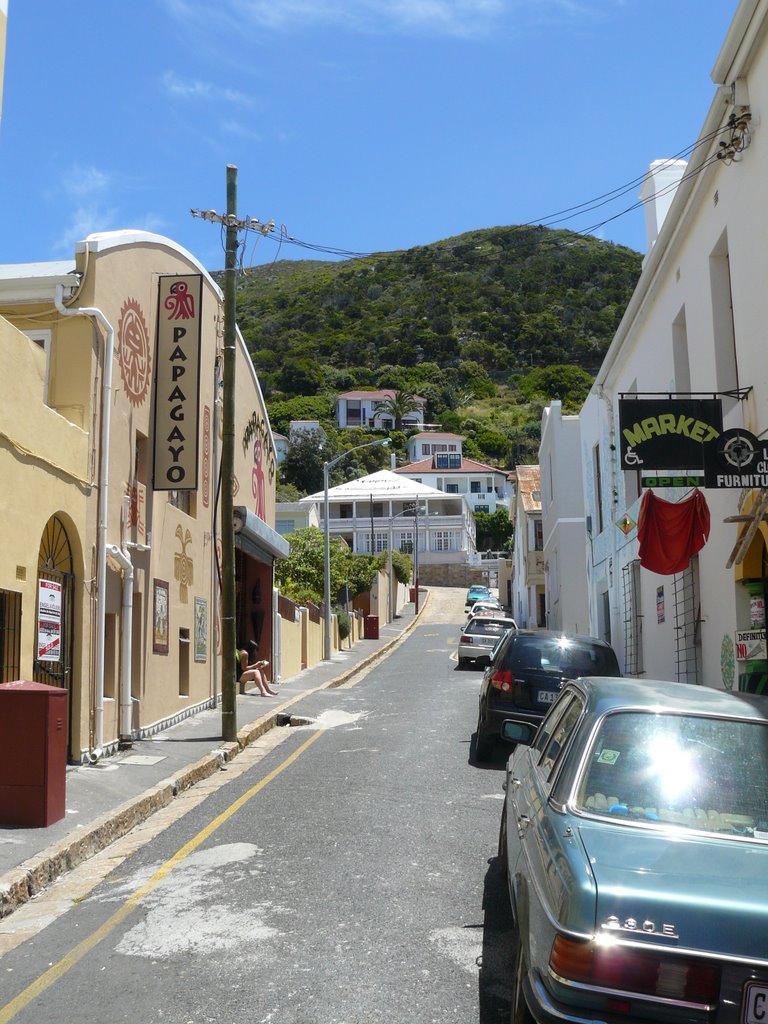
[0,598,425,920]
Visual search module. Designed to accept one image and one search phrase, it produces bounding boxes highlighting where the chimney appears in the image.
[639,159,687,256]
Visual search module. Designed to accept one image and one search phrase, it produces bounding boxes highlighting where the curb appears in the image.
[0,593,428,921]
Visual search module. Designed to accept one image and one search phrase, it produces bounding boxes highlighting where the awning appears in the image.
[233,507,290,564]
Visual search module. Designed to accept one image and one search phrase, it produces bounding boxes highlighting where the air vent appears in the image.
[15,566,26,581]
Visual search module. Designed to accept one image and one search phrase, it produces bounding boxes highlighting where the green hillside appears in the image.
[228,224,642,489]
[234,224,641,386]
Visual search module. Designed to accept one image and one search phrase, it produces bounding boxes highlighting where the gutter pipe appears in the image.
[107,542,134,744]
[55,284,114,760]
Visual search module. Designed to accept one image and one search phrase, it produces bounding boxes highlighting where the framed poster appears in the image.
[194,597,208,663]
[153,579,169,654]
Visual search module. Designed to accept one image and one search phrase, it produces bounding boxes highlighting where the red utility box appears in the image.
[0,681,68,828]
[364,615,379,640]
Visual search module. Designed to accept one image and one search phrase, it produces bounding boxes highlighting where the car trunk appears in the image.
[578,822,768,957]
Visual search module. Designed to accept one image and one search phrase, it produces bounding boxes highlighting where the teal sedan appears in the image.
[498,676,768,1024]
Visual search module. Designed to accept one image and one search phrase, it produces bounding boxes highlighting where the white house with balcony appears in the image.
[335,390,426,430]
[573,0,768,690]
[394,453,511,514]
[301,469,476,566]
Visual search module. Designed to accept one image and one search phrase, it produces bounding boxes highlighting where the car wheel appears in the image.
[497,804,509,879]
[511,939,534,1024]
[478,656,491,669]
[475,713,494,761]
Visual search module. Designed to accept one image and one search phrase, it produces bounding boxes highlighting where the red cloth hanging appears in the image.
[637,488,711,575]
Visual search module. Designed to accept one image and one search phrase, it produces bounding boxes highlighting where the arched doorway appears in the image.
[34,515,76,751]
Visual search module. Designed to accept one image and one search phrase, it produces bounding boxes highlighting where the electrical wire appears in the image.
[252,119,742,263]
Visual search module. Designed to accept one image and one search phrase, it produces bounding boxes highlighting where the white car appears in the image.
[457,615,517,669]
[466,600,503,618]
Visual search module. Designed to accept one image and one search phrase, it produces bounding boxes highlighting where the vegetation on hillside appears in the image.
[232,224,641,493]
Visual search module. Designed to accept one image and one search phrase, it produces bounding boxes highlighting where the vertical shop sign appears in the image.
[153,275,203,490]
[37,578,62,662]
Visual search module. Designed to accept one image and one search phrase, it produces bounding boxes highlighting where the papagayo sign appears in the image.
[618,398,722,471]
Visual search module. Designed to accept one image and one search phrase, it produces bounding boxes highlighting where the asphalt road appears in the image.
[0,589,515,1024]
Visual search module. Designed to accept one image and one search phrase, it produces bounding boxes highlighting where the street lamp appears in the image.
[387,503,425,621]
[323,437,391,660]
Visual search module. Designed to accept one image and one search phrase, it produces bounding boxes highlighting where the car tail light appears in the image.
[460,634,473,644]
[490,669,514,692]
[550,935,720,1004]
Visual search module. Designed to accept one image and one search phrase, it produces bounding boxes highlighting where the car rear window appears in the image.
[576,710,768,836]
[467,620,513,637]
[502,636,619,676]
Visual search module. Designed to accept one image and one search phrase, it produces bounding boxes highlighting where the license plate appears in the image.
[744,983,768,1024]
[538,690,557,704]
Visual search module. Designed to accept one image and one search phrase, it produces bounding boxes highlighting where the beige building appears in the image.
[0,230,285,762]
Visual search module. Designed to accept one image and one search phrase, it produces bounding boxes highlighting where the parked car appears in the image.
[465,584,491,607]
[498,676,768,1024]
[458,615,517,669]
[475,630,620,759]
[466,599,503,618]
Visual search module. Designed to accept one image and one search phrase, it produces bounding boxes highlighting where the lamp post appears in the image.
[323,437,391,660]
[387,504,424,622]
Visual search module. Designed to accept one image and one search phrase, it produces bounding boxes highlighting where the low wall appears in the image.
[418,563,489,588]
[280,615,303,678]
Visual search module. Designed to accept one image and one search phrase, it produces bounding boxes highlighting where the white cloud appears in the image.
[61,165,111,199]
[53,204,119,256]
[161,70,254,105]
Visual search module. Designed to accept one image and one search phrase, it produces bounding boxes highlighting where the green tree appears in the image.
[280,431,339,496]
[474,508,514,551]
[374,389,422,431]
[517,364,594,411]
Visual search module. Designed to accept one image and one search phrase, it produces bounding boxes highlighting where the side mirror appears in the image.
[500,720,537,747]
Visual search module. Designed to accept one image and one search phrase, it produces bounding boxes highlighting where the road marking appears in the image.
[0,730,323,1024]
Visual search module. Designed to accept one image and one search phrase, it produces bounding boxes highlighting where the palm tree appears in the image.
[375,389,421,431]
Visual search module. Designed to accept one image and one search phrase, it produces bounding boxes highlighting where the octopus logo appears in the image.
[117,298,151,406]
[252,438,266,519]
[164,280,196,320]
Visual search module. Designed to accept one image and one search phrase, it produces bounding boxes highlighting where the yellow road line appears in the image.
[0,730,323,1024]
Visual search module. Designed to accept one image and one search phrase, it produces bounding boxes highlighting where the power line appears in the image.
[253,119,741,263]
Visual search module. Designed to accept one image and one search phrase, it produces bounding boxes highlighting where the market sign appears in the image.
[618,398,722,471]
[153,275,203,490]
[735,629,767,661]
[703,428,768,489]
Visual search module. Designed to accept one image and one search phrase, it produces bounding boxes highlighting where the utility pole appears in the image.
[192,165,273,743]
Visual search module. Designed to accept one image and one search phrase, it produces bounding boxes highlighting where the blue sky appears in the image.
[1,1,739,271]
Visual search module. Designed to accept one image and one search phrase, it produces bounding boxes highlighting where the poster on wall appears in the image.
[37,578,62,662]
[152,274,203,491]
[153,579,169,655]
[194,597,208,663]
[735,629,767,662]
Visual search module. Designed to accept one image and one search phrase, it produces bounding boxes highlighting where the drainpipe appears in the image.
[107,542,133,745]
[55,284,114,760]
[598,386,621,649]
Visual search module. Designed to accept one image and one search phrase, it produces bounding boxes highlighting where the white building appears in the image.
[335,390,426,430]
[301,469,476,566]
[510,466,544,627]
[577,0,768,690]
[406,431,465,462]
[539,402,590,634]
[275,501,320,536]
[395,453,512,514]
